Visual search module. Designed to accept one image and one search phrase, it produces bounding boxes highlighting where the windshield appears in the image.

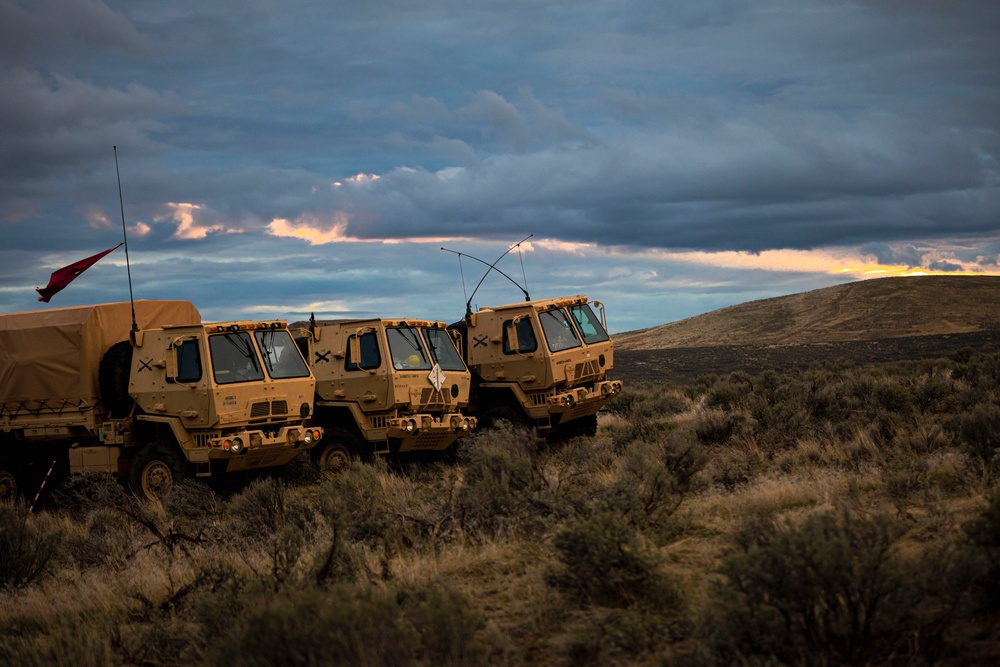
[387,326,431,370]
[423,327,466,371]
[568,303,610,345]
[539,308,582,352]
[255,329,311,379]
[209,331,265,384]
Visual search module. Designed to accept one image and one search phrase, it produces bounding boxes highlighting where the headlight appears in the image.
[406,419,417,433]
[563,395,575,408]
[230,437,243,454]
[304,430,315,444]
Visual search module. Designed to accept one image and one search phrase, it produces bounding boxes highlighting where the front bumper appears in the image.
[546,380,623,417]
[207,425,323,471]
[387,412,477,452]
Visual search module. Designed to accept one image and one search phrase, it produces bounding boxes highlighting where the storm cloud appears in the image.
[1,0,998,331]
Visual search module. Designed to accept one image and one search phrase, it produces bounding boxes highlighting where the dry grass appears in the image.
[4,352,1000,664]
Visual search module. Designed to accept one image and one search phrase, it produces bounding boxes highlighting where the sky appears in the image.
[1,0,998,333]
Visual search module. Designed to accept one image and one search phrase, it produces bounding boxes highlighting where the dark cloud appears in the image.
[1,0,998,327]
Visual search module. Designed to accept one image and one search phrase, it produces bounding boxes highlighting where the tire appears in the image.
[129,441,185,502]
[311,429,359,473]
[480,405,527,431]
[99,340,135,418]
[0,467,19,505]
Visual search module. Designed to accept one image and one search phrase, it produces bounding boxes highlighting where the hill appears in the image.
[612,276,1000,384]
[615,275,1000,350]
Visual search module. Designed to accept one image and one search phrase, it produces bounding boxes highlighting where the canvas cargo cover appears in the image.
[0,300,201,413]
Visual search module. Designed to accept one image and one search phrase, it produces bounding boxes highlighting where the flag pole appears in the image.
[113,146,138,332]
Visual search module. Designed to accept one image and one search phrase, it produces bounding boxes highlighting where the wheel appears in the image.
[0,468,18,504]
[480,405,527,431]
[311,429,359,473]
[99,341,135,418]
[129,442,185,502]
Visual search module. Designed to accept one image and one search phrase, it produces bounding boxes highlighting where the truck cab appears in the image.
[449,295,622,437]
[299,318,476,470]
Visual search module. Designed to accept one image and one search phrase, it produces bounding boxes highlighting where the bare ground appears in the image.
[612,328,1000,385]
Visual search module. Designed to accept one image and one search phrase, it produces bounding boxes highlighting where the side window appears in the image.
[346,331,381,371]
[176,339,202,383]
[503,317,538,354]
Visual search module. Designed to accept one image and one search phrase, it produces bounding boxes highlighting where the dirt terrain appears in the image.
[615,275,1000,351]
[613,329,1000,385]
[611,275,1000,384]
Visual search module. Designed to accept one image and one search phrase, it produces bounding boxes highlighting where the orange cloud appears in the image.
[160,203,226,240]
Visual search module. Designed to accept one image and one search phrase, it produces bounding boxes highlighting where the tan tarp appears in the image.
[0,300,201,413]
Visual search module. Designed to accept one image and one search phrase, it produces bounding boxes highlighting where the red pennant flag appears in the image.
[36,242,124,303]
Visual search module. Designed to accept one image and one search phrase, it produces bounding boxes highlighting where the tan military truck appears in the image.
[297,317,476,470]
[448,295,622,438]
[0,300,322,503]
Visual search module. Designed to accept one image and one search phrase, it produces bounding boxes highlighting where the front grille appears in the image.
[249,400,289,419]
[193,432,219,447]
[573,360,602,382]
[530,391,554,405]
[417,388,449,410]
[370,415,387,429]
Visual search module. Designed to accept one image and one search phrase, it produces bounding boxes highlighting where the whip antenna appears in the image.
[441,234,532,318]
[113,146,138,332]
[515,238,529,297]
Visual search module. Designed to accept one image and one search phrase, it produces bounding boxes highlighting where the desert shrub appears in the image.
[707,445,764,490]
[952,403,1000,470]
[604,386,688,448]
[893,422,951,455]
[963,487,1000,609]
[872,380,916,417]
[204,581,485,667]
[704,508,958,665]
[599,431,704,541]
[882,450,930,499]
[323,457,405,546]
[556,606,688,664]
[0,611,117,667]
[225,477,319,587]
[0,503,64,590]
[455,424,549,539]
[694,408,749,446]
[546,510,680,611]
[604,388,642,417]
[208,586,416,666]
[397,581,487,665]
[65,506,138,572]
[704,372,752,411]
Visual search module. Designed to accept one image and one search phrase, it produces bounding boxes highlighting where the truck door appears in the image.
[345,328,390,411]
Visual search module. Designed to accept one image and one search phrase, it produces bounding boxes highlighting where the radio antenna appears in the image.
[441,234,532,317]
[113,146,138,332]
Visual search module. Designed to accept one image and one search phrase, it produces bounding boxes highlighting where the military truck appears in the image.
[0,300,322,503]
[448,295,622,438]
[297,317,476,470]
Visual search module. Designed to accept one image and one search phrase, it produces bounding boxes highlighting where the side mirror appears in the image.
[349,334,361,367]
[592,300,607,330]
[505,321,519,353]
